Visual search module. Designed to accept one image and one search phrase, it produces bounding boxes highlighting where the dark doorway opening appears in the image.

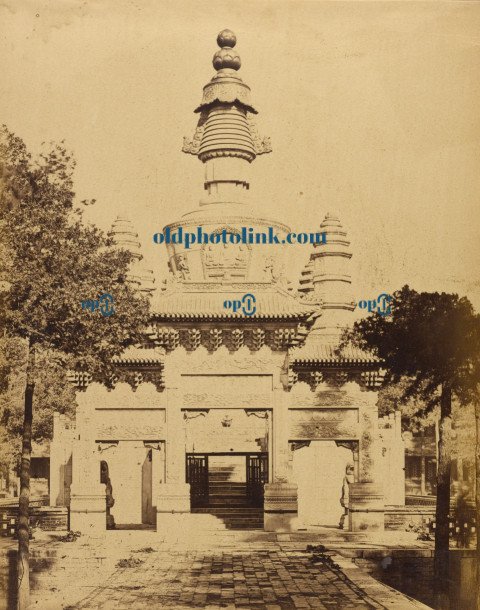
[186,452,268,529]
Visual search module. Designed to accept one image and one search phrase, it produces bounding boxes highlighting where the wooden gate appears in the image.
[246,453,268,507]
[186,454,209,508]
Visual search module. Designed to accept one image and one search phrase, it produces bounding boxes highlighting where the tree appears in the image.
[475,386,480,610]
[0,337,77,493]
[0,126,151,610]
[341,285,480,609]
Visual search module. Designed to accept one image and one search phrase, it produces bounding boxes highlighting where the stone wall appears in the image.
[0,506,68,537]
[384,506,436,531]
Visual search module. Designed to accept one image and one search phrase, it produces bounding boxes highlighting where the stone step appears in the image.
[208,490,248,500]
[208,498,250,507]
[223,520,263,530]
[208,483,247,491]
[209,478,247,487]
[192,506,263,516]
[226,524,263,530]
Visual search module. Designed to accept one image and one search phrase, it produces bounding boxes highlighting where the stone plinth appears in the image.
[155,483,190,517]
[264,482,298,532]
[70,488,106,533]
[348,482,384,532]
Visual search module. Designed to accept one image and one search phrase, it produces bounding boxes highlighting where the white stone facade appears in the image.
[50,29,406,534]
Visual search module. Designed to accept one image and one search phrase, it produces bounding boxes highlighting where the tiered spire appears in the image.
[108,217,155,294]
[299,213,355,341]
[182,29,271,198]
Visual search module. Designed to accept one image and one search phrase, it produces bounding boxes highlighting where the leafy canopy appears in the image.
[342,285,480,408]
[0,125,151,381]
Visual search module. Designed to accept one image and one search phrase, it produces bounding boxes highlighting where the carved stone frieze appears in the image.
[184,392,271,408]
[201,81,252,108]
[335,440,359,453]
[68,371,92,391]
[183,409,210,420]
[249,328,265,351]
[143,441,163,451]
[174,254,190,280]
[182,124,205,155]
[112,368,164,392]
[287,369,298,390]
[245,409,269,419]
[358,369,387,390]
[185,329,202,351]
[147,326,304,354]
[201,237,251,280]
[289,408,359,440]
[246,115,272,155]
[175,345,278,374]
[146,326,180,351]
[97,424,166,440]
[270,328,296,351]
[290,440,311,452]
[96,441,119,453]
[207,329,223,351]
[228,328,244,351]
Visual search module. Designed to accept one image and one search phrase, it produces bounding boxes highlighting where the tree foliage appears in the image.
[0,124,152,609]
[341,284,480,606]
[0,125,151,376]
[0,338,76,481]
[343,285,480,408]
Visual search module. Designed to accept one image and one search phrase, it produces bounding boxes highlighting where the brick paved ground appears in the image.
[1,529,432,610]
[70,546,378,610]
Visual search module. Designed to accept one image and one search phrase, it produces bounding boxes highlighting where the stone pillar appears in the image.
[264,388,298,532]
[49,413,65,507]
[69,403,106,533]
[348,389,385,532]
[156,385,190,532]
[150,442,164,521]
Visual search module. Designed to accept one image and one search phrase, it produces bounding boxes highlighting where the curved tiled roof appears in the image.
[290,343,380,365]
[112,346,163,365]
[151,289,316,320]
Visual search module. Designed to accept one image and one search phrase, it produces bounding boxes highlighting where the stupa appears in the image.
[50,30,405,534]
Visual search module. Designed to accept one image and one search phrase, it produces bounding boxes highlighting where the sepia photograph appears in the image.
[0,1,479,609]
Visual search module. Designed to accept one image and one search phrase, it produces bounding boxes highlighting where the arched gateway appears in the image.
[49,30,405,533]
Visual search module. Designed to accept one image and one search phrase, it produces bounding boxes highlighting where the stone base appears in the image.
[157,513,226,539]
[348,482,385,532]
[155,483,191,515]
[264,482,298,532]
[69,492,106,533]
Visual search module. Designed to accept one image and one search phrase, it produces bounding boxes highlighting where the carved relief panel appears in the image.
[289,408,359,440]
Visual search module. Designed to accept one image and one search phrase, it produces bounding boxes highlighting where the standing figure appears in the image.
[339,463,355,530]
[100,461,116,530]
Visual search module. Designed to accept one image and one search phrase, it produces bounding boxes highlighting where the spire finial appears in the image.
[213,29,241,71]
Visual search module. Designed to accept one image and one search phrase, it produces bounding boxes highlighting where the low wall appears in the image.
[354,549,477,610]
[0,506,68,537]
[385,505,436,531]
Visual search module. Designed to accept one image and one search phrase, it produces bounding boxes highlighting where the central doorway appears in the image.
[186,452,268,529]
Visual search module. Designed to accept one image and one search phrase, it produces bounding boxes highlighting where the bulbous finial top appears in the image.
[213,29,241,71]
[217,29,236,48]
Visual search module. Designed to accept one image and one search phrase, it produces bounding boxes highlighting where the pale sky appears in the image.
[1,0,480,308]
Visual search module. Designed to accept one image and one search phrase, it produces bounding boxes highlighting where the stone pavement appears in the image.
[2,529,433,610]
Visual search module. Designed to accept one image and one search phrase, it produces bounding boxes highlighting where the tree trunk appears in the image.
[475,396,480,610]
[434,383,452,609]
[17,346,34,610]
